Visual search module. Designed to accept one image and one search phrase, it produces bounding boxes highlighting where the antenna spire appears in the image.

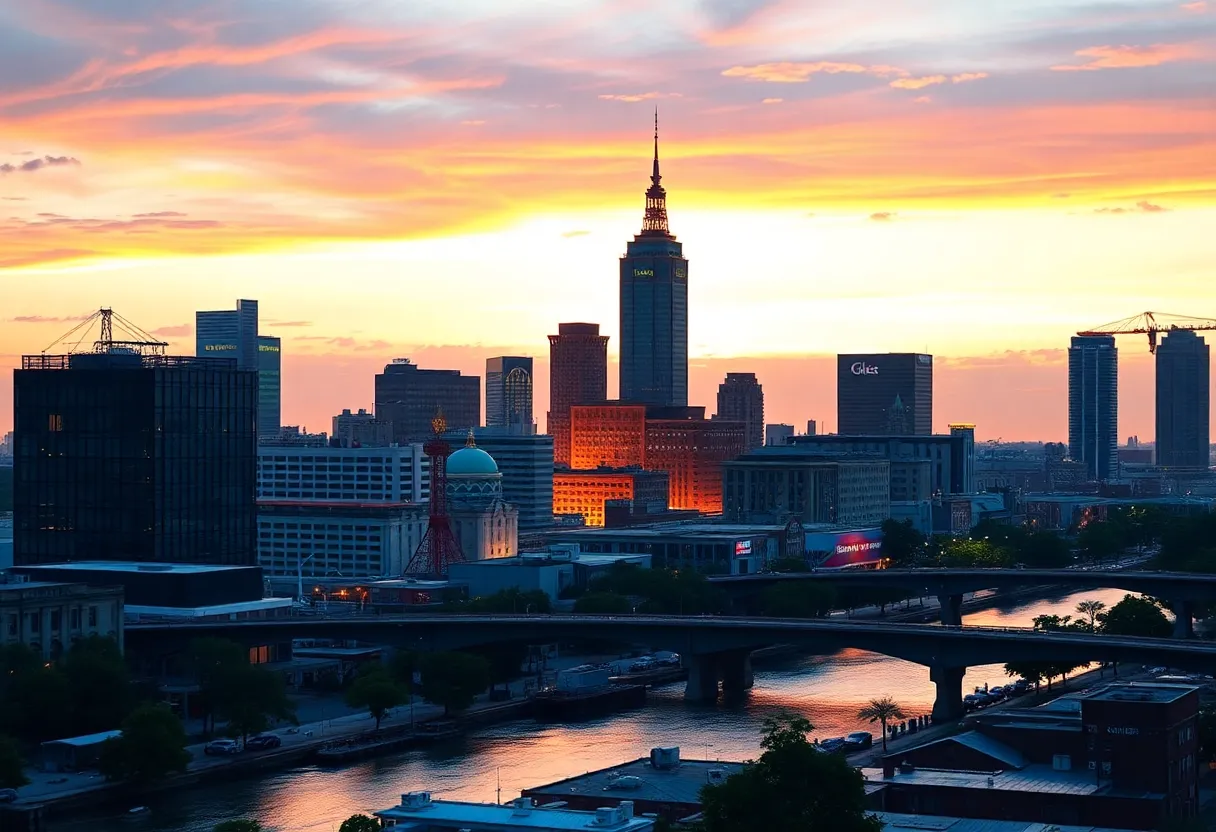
[640,112,670,236]
[652,107,660,185]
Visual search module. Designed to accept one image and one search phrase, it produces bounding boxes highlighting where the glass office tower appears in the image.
[1068,335,1118,480]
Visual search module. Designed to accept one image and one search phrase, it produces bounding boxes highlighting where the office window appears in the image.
[88,606,98,628]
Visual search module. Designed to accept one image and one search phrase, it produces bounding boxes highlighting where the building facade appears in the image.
[446,442,519,561]
[374,359,480,444]
[1069,335,1119,480]
[547,323,609,468]
[0,581,124,660]
[722,449,891,526]
[553,469,670,526]
[765,424,794,446]
[1156,330,1210,470]
[789,432,975,496]
[196,299,278,439]
[445,428,553,531]
[257,444,428,503]
[485,356,534,430]
[14,352,257,566]
[571,404,648,470]
[332,408,394,448]
[837,353,933,435]
[619,122,688,408]
[715,373,764,451]
[257,501,427,579]
[256,336,281,438]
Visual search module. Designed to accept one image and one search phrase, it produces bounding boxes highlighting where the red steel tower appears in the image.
[405,410,464,576]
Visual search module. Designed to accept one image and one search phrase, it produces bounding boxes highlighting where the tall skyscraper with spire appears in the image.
[619,113,688,407]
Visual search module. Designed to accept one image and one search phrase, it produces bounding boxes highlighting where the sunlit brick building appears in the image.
[569,404,745,514]
[553,469,669,526]
[547,323,609,467]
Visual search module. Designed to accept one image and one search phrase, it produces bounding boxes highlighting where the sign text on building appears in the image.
[850,362,879,376]
[205,344,237,352]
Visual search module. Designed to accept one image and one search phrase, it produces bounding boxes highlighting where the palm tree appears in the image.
[1076,599,1106,632]
[858,695,906,753]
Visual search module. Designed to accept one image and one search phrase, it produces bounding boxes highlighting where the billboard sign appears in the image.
[734,539,753,557]
[806,528,884,569]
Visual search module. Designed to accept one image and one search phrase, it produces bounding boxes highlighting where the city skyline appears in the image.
[2,0,1215,440]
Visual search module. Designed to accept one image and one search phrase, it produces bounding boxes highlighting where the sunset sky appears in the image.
[2,0,1215,441]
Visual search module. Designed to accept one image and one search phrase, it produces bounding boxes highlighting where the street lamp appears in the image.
[297,553,316,604]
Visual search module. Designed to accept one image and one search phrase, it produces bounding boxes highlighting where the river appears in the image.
[68,586,1136,832]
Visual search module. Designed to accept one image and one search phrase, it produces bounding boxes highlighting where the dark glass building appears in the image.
[715,372,764,451]
[196,298,280,439]
[485,356,534,430]
[374,359,480,444]
[1156,329,1210,469]
[257,335,281,438]
[13,352,257,565]
[619,117,688,408]
[837,353,933,435]
[1068,335,1118,480]
[547,323,609,467]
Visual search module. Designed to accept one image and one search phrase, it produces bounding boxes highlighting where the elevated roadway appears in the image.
[127,614,1216,721]
[709,568,1215,635]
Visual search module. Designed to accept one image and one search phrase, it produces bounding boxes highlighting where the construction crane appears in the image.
[1077,311,1216,354]
[42,307,168,356]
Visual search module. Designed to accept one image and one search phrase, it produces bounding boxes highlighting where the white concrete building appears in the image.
[257,502,427,579]
[376,792,654,832]
[257,444,429,503]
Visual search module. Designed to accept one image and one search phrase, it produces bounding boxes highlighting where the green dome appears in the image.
[447,446,499,476]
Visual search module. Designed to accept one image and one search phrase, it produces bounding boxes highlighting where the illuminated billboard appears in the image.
[805,527,883,569]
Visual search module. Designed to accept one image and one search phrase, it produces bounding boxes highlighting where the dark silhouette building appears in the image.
[1068,335,1118,480]
[196,298,280,438]
[547,323,609,467]
[619,114,688,408]
[1156,330,1210,469]
[14,351,257,565]
[374,359,480,444]
[715,373,764,451]
[837,353,933,435]
[485,356,534,431]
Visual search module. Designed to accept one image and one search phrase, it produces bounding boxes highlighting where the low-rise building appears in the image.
[722,448,890,526]
[446,428,553,531]
[257,443,429,504]
[448,547,651,602]
[375,791,654,832]
[257,501,428,579]
[790,430,975,496]
[331,408,394,448]
[554,469,669,527]
[0,579,124,659]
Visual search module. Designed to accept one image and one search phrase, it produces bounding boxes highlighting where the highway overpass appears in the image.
[709,568,1216,635]
[127,614,1216,721]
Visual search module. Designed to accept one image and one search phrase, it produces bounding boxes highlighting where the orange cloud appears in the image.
[891,75,946,90]
[1093,200,1170,214]
[1052,44,1198,71]
[597,92,681,102]
[913,96,932,104]
[951,72,989,83]
[761,98,784,104]
[721,61,907,82]
[869,211,896,221]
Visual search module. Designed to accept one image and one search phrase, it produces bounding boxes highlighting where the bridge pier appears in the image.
[685,655,720,703]
[937,594,964,626]
[1173,600,1195,640]
[930,664,966,723]
[720,650,754,699]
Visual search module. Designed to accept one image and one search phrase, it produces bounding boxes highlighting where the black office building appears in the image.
[619,116,688,408]
[1156,330,1210,469]
[374,358,480,443]
[1068,335,1118,480]
[14,352,257,565]
[837,353,933,435]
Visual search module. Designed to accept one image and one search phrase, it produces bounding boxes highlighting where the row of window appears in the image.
[6,606,100,636]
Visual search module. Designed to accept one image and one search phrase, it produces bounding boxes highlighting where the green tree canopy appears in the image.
[761,582,836,619]
[582,564,725,614]
[420,652,491,716]
[1077,521,1125,563]
[0,735,29,789]
[61,635,131,736]
[699,716,881,832]
[458,588,552,614]
[219,663,297,743]
[98,704,190,783]
[1158,514,1216,573]
[880,519,925,566]
[857,696,905,753]
[932,538,1014,569]
[346,667,406,729]
[338,815,382,832]
[1098,594,1171,638]
[573,592,632,615]
[7,666,73,743]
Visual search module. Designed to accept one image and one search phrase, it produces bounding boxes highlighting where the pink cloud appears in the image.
[721,61,907,83]
[761,98,784,104]
[597,92,681,102]
[1181,1,1208,12]
[1052,44,1198,71]
[891,75,947,90]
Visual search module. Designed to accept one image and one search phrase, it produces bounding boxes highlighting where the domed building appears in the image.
[445,433,518,562]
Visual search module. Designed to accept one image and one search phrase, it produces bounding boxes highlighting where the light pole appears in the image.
[297,553,316,604]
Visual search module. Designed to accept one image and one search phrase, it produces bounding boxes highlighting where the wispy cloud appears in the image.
[597,92,681,102]
[761,97,784,104]
[870,211,896,221]
[133,211,187,218]
[7,314,91,324]
[891,71,987,90]
[266,320,313,328]
[0,155,80,174]
[1094,200,1170,214]
[561,229,590,238]
[721,61,907,83]
[1052,44,1197,71]
[149,324,192,337]
[1181,2,1208,12]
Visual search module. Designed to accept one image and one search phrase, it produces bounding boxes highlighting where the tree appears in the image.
[460,588,552,614]
[189,637,249,735]
[857,696,905,753]
[880,519,924,567]
[933,538,1013,569]
[339,815,382,832]
[1004,662,1048,690]
[345,667,406,729]
[98,704,190,783]
[7,666,73,742]
[768,557,810,573]
[573,592,632,614]
[1077,521,1125,564]
[1158,515,1216,573]
[1198,706,1216,765]
[699,716,882,832]
[1019,531,1071,569]
[477,643,529,692]
[1075,599,1107,632]
[0,735,28,789]
[761,582,836,619]
[219,664,297,744]
[1098,594,1171,638]
[214,821,262,832]
[419,652,491,716]
[61,635,131,736]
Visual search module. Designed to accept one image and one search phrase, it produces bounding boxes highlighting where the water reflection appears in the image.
[66,587,1132,832]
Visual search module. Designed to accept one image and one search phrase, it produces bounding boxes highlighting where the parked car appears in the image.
[204,739,242,756]
[245,734,282,751]
[963,694,982,711]
[818,737,848,754]
[844,732,873,750]
[0,789,18,804]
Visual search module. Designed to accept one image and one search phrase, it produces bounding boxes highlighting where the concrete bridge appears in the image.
[126,614,1216,721]
[709,569,1216,636]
